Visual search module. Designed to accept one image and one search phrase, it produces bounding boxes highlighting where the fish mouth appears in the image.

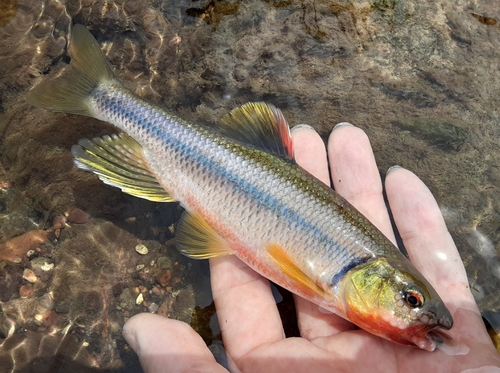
[407,303,453,351]
[415,300,453,331]
[427,330,444,345]
[436,313,453,330]
[410,329,448,352]
[425,313,453,346]
[407,322,451,351]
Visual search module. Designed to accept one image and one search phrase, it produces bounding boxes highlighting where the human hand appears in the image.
[123,124,500,373]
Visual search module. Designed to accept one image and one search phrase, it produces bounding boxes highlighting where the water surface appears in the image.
[0,0,499,371]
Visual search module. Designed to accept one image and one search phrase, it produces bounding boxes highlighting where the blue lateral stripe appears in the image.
[170,134,342,255]
[330,257,371,287]
[108,94,360,267]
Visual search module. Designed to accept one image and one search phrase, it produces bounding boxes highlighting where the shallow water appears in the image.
[0,0,499,371]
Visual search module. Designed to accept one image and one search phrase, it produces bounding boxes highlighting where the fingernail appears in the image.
[387,165,403,174]
[291,124,315,132]
[333,122,354,130]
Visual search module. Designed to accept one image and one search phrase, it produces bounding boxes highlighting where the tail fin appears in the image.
[27,24,118,116]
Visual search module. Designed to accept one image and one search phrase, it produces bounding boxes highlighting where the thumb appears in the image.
[123,313,227,373]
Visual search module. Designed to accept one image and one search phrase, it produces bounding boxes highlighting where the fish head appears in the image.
[338,257,453,351]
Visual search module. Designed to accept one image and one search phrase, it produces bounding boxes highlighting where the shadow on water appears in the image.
[0,0,499,371]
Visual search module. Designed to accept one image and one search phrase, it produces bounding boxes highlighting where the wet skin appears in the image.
[122,124,500,373]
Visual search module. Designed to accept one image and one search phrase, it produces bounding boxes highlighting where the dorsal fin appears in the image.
[219,102,294,159]
[175,211,233,259]
[71,133,173,202]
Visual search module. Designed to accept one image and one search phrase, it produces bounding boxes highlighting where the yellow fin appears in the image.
[266,243,324,297]
[176,212,233,259]
[219,102,294,159]
[27,24,118,116]
[71,133,173,202]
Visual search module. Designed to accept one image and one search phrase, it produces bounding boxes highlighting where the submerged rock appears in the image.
[0,230,55,263]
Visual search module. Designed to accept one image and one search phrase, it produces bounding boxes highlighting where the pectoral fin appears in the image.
[266,243,324,297]
[176,212,233,259]
[72,133,173,202]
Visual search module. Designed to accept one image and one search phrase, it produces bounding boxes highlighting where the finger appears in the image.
[210,255,284,365]
[291,124,356,338]
[291,125,330,186]
[123,313,227,373]
[385,167,468,288]
[385,167,490,342]
[327,124,395,242]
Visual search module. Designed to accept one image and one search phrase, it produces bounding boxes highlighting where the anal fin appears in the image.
[71,133,173,202]
[176,211,233,259]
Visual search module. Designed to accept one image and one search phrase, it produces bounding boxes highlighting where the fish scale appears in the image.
[26,24,453,350]
[93,83,377,282]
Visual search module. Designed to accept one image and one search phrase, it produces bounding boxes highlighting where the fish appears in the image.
[27,24,453,351]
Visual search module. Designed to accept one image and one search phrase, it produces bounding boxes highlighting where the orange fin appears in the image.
[176,212,233,259]
[266,243,324,297]
[219,102,294,160]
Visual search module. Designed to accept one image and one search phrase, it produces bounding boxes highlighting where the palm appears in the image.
[234,296,496,373]
[123,124,500,373]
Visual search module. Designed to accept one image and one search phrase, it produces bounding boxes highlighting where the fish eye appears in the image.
[403,289,424,308]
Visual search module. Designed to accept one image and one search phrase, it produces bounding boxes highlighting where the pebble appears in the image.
[65,207,91,224]
[118,289,136,311]
[136,264,145,270]
[148,302,159,313]
[135,244,148,255]
[40,262,54,271]
[22,268,37,283]
[157,297,173,317]
[39,309,57,327]
[135,293,144,305]
[31,257,54,282]
[155,269,172,287]
[156,256,172,270]
[19,284,34,298]
[52,215,68,229]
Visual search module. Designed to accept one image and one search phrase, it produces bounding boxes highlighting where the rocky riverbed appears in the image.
[0,0,499,371]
